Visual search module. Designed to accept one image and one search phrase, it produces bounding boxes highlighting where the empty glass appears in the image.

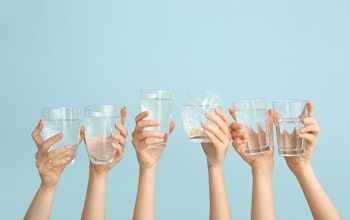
[233,98,272,155]
[273,99,307,156]
[41,106,81,164]
[140,90,174,148]
[84,104,121,164]
[182,91,223,143]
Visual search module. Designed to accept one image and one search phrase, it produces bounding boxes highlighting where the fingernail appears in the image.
[58,132,64,137]
[65,156,71,161]
[65,145,72,150]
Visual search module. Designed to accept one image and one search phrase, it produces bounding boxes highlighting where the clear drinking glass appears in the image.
[233,97,272,155]
[273,99,307,156]
[41,106,81,164]
[182,91,223,143]
[84,104,121,164]
[140,90,174,148]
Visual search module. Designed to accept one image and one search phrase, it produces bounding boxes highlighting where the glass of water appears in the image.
[140,89,174,148]
[233,97,272,155]
[41,106,81,164]
[273,99,307,156]
[182,91,223,143]
[84,104,121,164]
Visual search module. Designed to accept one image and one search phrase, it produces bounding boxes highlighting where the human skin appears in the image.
[201,108,232,220]
[132,111,175,220]
[81,106,128,220]
[229,107,276,220]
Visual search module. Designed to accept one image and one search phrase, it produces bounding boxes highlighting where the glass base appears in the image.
[279,148,305,156]
[189,135,211,143]
[244,145,271,155]
[147,142,167,148]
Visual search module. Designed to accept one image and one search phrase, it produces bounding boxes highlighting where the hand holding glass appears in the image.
[140,90,174,148]
[273,100,307,156]
[182,91,223,143]
[233,98,272,155]
[41,106,81,164]
[84,105,121,164]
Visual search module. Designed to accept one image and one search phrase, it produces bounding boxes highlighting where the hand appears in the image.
[229,107,274,171]
[87,106,129,175]
[201,108,231,168]
[131,111,175,169]
[31,119,72,188]
[284,102,320,173]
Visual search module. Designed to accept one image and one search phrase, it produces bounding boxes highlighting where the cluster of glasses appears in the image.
[41,90,308,165]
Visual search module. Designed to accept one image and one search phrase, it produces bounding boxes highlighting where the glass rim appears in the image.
[232,97,269,110]
[140,89,174,99]
[41,106,80,111]
[272,99,308,104]
[84,104,121,112]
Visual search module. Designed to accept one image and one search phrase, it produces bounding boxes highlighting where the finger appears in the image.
[231,129,247,140]
[302,117,318,126]
[307,102,313,117]
[143,137,164,147]
[215,108,231,126]
[135,130,164,141]
[132,120,160,138]
[112,142,124,160]
[229,107,236,121]
[206,112,230,136]
[121,106,127,125]
[112,133,126,149]
[298,132,317,143]
[41,132,64,151]
[47,145,72,160]
[169,121,175,134]
[134,111,149,124]
[32,119,45,148]
[202,122,227,144]
[49,156,71,167]
[268,109,274,124]
[115,122,128,138]
[232,138,245,154]
[230,122,243,132]
[300,124,320,135]
[203,128,220,145]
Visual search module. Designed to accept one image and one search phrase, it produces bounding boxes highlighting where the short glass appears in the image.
[41,106,81,164]
[140,90,174,148]
[232,98,272,155]
[84,104,121,164]
[182,91,223,143]
[273,99,307,156]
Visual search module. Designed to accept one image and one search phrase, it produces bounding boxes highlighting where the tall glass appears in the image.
[140,90,174,148]
[41,106,81,164]
[84,104,121,164]
[273,99,307,156]
[182,91,223,143]
[233,98,272,155]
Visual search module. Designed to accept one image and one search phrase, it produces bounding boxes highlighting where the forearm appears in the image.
[251,167,276,220]
[81,169,107,220]
[293,165,342,220]
[133,166,157,220]
[208,165,231,220]
[24,184,57,220]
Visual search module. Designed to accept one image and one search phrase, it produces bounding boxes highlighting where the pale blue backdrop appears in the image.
[1,0,349,219]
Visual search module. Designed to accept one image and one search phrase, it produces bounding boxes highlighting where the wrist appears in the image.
[289,163,312,177]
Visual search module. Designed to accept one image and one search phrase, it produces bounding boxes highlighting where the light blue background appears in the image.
[1,0,349,219]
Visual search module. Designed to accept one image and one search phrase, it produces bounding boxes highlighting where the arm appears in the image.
[201,108,232,220]
[24,120,71,220]
[229,108,276,220]
[81,107,128,220]
[131,111,175,220]
[285,102,341,220]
